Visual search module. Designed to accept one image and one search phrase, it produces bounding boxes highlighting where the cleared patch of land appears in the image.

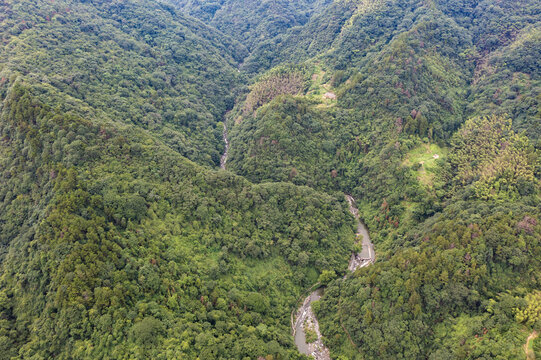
[403,142,447,187]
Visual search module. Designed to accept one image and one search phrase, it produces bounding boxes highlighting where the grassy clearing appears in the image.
[306,65,336,107]
[403,142,447,187]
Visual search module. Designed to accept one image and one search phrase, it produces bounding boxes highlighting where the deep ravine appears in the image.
[220,122,229,170]
[293,195,375,359]
[218,116,374,359]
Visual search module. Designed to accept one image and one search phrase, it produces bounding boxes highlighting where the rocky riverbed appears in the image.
[293,195,375,358]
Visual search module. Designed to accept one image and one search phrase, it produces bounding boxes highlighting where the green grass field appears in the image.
[403,143,447,187]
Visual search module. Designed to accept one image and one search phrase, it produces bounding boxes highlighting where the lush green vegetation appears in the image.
[223,0,540,358]
[0,0,247,166]
[0,1,357,358]
[315,115,539,358]
[0,0,539,359]
[168,0,332,51]
[0,78,355,359]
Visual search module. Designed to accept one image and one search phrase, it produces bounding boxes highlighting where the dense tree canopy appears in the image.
[0,0,539,359]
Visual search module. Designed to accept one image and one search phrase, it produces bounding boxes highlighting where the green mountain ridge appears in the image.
[0,75,354,359]
[223,0,540,357]
[166,0,333,51]
[0,0,247,166]
[0,0,539,359]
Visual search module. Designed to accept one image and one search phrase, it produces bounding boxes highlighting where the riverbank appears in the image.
[220,122,229,169]
[293,195,375,358]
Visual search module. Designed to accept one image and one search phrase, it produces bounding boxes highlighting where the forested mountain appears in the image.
[0,0,247,166]
[0,1,355,358]
[224,0,540,358]
[0,0,539,359]
[0,79,355,359]
[167,0,332,51]
[227,0,539,222]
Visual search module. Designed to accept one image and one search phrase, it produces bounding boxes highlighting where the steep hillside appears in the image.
[0,0,247,166]
[468,26,541,144]
[222,1,541,358]
[0,0,539,359]
[316,115,539,359]
[0,75,355,359]
[227,4,474,231]
[0,1,359,358]
[227,0,540,236]
[169,0,332,51]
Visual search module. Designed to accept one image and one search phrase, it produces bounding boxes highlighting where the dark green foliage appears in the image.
[132,317,164,345]
[169,0,332,51]
[220,1,541,358]
[0,80,354,358]
[445,115,536,200]
[244,0,356,73]
[0,0,540,359]
[227,0,540,236]
[467,28,541,144]
[229,96,337,187]
[311,115,539,359]
[0,0,247,166]
[317,198,540,359]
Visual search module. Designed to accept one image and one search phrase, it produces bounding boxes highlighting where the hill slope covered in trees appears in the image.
[0,0,248,165]
[0,1,357,358]
[0,0,540,359]
[223,0,541,358]
[167,0,332,51]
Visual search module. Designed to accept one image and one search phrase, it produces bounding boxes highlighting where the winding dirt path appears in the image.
[293,195,375,359]
[525,330,538,360]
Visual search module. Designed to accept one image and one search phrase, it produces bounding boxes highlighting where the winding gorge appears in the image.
[0,0,539,358]
[221,107,374,359]
[220,122,230,170]
[293,196,375,359]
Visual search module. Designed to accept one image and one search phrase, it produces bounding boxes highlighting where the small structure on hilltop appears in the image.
[323,92,336,100]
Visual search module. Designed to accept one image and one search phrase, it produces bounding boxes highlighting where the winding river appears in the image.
[293,195,375,359]
[218,121,374,358]
[220,122,229,170]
